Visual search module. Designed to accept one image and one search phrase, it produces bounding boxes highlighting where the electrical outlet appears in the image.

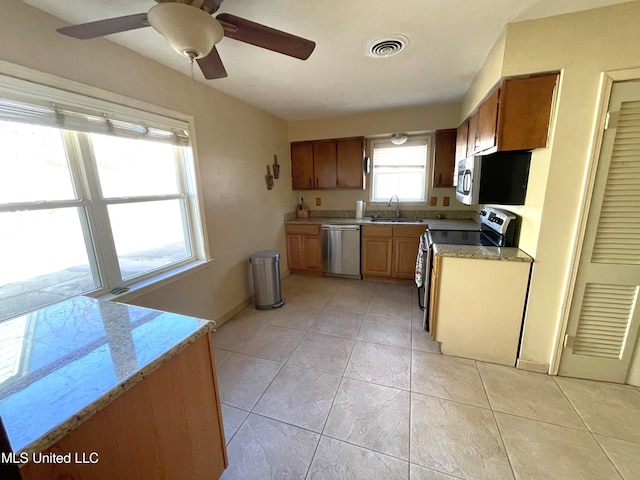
[443,196,450,207]
[316,197,321,206]
[430,196,438,206]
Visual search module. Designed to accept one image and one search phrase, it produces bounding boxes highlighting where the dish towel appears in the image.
[415,236,426,287]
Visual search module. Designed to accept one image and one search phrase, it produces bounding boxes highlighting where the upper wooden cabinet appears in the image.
[463,72,558,157]
[432,129,456,188]
[291,137,366,190]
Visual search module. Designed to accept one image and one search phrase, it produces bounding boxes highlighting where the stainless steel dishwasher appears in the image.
[321,224,361,278]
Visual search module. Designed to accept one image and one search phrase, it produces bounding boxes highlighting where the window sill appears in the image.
[94,259,212,303]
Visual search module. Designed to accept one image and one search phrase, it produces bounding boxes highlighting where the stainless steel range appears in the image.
[417,207,521,330]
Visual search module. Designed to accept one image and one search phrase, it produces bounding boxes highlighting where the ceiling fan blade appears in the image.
[216,13,315,60]
[57,13,149,39]
[197,46,228,79]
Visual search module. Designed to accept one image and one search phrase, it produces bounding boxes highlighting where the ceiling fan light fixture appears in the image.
[391,133,408,145]
[148,3,224,59]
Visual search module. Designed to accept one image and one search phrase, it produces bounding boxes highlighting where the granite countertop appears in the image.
[0,296,215,458]
[433,244,533,262]
[287,217,480,230]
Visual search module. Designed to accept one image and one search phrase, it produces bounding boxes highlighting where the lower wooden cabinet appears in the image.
[286,224,321,273]
[362,225,425,279]
[362,226,393,276]
[20,334,227,480]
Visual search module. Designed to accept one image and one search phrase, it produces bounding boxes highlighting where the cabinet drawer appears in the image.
[286,224,320,235]
[362,225,393,237]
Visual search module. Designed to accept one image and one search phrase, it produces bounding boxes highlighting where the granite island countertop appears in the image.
[433,244,533,262]
[0,296,215,459]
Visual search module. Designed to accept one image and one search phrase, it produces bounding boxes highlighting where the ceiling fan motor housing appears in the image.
[148,3,224,59]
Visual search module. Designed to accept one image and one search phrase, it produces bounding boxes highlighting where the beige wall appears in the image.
[463,2,640,370]
[288,103,472,212]
[0,0,293,322]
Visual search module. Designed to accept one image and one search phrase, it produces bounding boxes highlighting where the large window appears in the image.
[370,137,430,202]
[0,79,203,323]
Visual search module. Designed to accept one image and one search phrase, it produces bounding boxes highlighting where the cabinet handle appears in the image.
[316,177,319,187]
[309,178,312,187]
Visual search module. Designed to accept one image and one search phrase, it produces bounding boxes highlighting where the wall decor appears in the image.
[266,165,274,190]
[272,154,280,179]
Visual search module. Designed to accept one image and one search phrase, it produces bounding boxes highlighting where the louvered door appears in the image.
[559,80,640,382]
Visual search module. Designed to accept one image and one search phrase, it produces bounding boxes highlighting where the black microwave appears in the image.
[455,151,531,206]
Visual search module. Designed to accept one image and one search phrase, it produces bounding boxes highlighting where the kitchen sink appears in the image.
[370,218,424,223]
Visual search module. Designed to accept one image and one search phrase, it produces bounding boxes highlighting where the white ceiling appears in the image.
[22,0,631,121]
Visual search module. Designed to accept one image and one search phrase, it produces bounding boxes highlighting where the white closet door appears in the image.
[559,80,640,382]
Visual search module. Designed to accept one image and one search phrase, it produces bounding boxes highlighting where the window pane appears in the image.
[373,144,428,167]
[91,134,180,198]
[108,200,191,280]
[0,120,75,203]
[373,171,426,202]
[0,208,99,322]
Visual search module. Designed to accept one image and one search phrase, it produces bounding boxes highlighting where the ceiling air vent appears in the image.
[366,35,408,58]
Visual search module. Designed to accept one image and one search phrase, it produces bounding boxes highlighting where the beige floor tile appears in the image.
[310,309,365,339]
[326,291,372,314]
[411,322,440,353]
[287,332,355,375]
[220,404,249,445]
[367,295,412,320]
[289,288,333,308]
[221,414,319,480]
[411,351,489,408]
[212,315,259,351]
[358,314,412,348]
[477,362,586,429]
[239,324,305,362]
[324,378,410,459]
[233,304,278,323]
[595,435,640,480]
[217,353,282,410]
[307,436,408,480]
[555,376,640,443]
[411,393,513,480]
[213,348,234,370]
[253,365,341,432]
[410,463,459,479]
[267,303,322,331]
[496,412,622,480]
[373,282,413,300]
[344,341,411,390]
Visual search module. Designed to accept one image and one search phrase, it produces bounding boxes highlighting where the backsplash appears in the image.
[300,209,473,219]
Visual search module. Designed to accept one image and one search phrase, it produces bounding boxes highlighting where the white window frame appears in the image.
[368,135,432,205]
[0,72,209,317]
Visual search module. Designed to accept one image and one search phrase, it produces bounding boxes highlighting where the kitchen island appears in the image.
[0,296,226,479]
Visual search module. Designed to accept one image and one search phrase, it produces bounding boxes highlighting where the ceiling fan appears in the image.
[56,0,316,80]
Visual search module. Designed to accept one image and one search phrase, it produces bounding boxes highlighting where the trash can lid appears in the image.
[250,250,280,264]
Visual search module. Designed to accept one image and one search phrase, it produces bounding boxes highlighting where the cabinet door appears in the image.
[455,121,469,161]
[313,141,337,189]
[362,237,393,276]
[291,142,314,190]
[336,138,365,189]
[432,129,456,188]
[497,73,558,151]
[392,236,421,278]
[286,234,304,270]
[477,88,499,152]
[467,112,479,155]
[302,235,322,270]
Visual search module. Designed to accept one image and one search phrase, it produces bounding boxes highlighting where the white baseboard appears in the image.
[215,296,253,328]
[516,358,550,374]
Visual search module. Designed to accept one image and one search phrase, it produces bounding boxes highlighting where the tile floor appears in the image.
[212,274,640,480]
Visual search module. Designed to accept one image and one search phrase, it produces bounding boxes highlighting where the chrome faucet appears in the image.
[387,195,400,218]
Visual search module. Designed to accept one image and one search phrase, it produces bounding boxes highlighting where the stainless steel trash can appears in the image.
[249,250,284,310]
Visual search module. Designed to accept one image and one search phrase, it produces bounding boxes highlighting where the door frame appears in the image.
[550,67,640,375]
